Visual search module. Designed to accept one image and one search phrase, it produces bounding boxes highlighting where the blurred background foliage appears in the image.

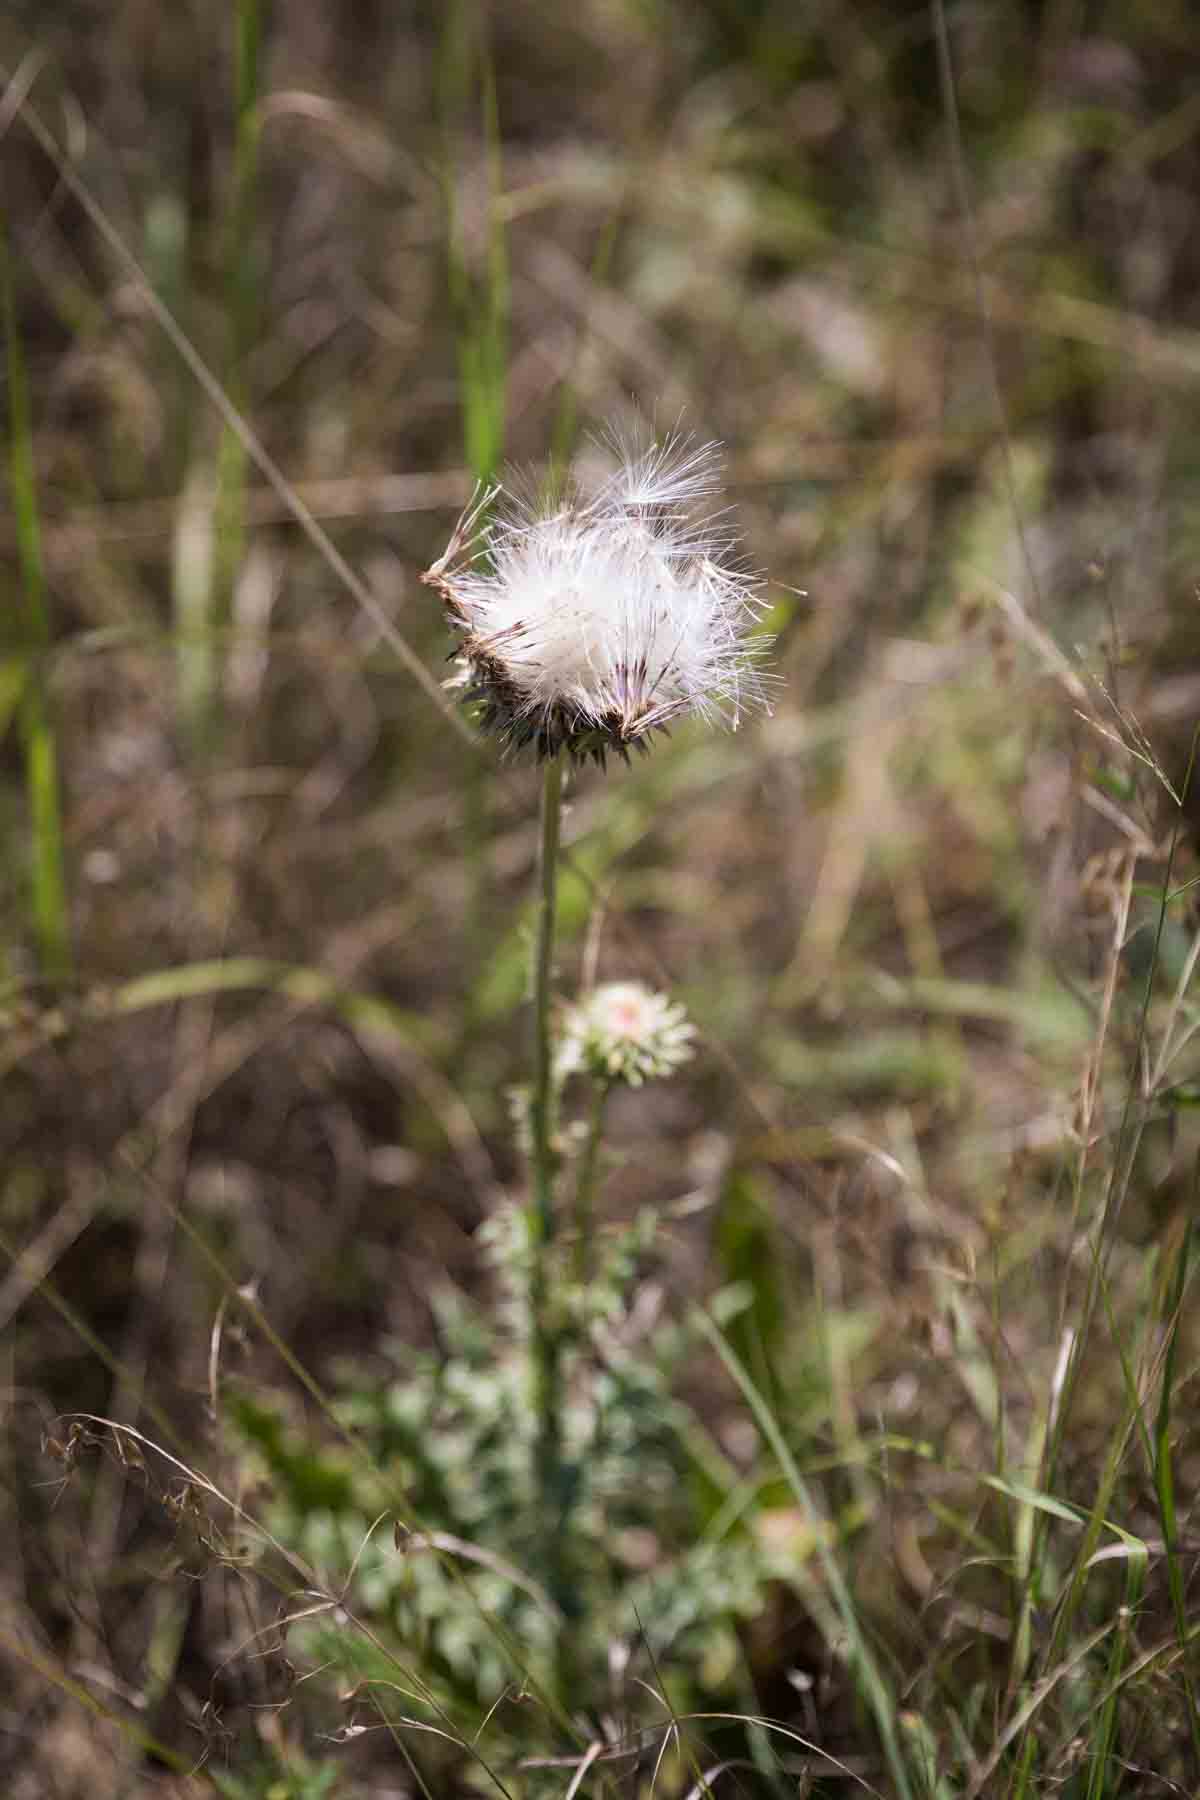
[4,0,1200,1794]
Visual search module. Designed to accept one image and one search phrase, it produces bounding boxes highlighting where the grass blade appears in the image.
[694,1306,916,1800]
[1151,1200,1200,1777]
[1,209,70,981]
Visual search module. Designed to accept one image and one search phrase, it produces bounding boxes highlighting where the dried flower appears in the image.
[422,432,772,763]
[558,981,696,1087]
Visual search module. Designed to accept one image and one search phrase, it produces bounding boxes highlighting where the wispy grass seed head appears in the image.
[422,433,772,764]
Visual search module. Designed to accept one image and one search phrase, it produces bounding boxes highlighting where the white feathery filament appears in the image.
[423,432,772,761]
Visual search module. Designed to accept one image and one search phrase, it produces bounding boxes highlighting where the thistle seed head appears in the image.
[422,432,773,764]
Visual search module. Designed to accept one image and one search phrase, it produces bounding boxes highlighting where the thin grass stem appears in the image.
[696,1308,916,1800]
[1152,1197,1200,1777]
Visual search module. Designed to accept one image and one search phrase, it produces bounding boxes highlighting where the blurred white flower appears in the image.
[422,432,772,763]
[558,981,696,1087]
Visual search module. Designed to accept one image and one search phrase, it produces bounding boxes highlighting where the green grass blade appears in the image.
[694,1306,917,1800]
[436,2,509,1039]
[1084,1541,1147,1800]
[1152,1203,1200,1777]
[179,0,263,747]
[1,211,70,982]
[439,0,507,486]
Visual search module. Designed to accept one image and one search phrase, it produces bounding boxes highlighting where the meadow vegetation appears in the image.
[3,1,1200,1794]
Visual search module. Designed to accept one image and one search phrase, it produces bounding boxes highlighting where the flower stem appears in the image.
[527,756,573,1647]
[573,1078,611,1285]
[529,754,563,1249]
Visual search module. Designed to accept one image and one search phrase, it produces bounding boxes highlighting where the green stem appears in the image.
[573,1079,611,1285]
[529,754,563,1249]
[527,757,572,1645]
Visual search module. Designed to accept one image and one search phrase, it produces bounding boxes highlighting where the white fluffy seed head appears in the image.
[422,432,773,764]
